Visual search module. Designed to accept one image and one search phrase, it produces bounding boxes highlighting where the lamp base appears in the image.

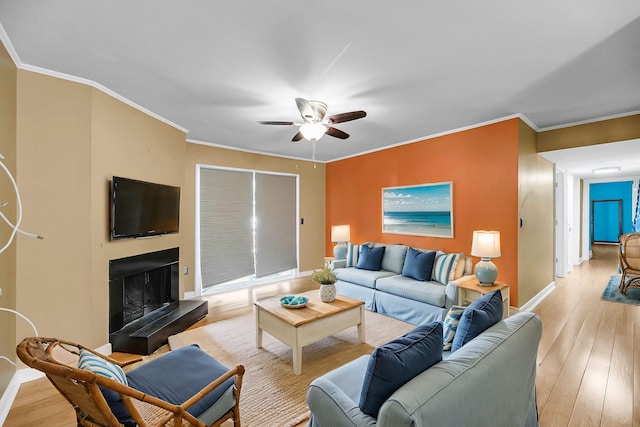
[475,258,497,286]
[333,242,347,260]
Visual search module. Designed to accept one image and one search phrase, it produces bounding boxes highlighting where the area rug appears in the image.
[168,309,414,427]
[601,274,640,305]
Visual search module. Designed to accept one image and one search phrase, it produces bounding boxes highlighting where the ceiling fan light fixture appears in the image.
[300,123,327,141]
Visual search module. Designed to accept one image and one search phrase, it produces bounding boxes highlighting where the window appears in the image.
[196,166,298,293]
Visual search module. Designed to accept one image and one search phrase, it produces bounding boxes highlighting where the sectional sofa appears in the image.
[307,310,543,427]
[332,242,472,325]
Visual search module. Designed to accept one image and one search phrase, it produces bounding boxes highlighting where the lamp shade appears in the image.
[331,225,351,242]
[471,230,501,259]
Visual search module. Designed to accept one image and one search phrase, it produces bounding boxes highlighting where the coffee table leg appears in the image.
[357,305,365,343]
[256,311,263,349]
[293,330,301,375]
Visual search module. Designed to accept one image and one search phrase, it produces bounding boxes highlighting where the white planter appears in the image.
[319,283,336,303]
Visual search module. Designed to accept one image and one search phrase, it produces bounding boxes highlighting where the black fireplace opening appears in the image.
[109,248,179,334]
[108,247,208,354]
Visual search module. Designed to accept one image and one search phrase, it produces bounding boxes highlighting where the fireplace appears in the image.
[109,248,207,354]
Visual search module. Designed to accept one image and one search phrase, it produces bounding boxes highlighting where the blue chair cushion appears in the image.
[451,290,503,352]
[104,345,234,425]
[402,248,436,281]
[356,245,386,271]
[359,322,443,417]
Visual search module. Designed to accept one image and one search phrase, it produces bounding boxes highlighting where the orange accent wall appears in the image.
[326,118,521,304]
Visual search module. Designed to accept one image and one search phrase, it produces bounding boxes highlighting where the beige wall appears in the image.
[518,120,555,304]
[181,143,326,294]
[0,40,17,393]
[9,69,326,352]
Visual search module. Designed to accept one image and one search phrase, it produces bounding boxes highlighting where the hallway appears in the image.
[534,244,639,426]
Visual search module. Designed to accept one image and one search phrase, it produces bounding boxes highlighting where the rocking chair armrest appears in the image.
[180,365,245,413]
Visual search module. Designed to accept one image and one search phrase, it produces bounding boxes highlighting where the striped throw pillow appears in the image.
[432,252,462,285]
[78,349,128,385]
[345,243,359,268]
[442,305,465,351]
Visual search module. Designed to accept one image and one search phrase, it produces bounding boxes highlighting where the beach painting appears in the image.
[382,182,453,238]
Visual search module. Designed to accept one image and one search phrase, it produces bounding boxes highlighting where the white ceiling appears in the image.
[1,1,639,167]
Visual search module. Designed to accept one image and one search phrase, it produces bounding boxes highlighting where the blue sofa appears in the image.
[332,242,471,325]
[307,311,542,427]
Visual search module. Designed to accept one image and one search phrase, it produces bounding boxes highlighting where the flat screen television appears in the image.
[110,176,180,239]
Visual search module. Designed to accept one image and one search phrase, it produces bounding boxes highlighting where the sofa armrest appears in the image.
[307,378,376,427]
[331,259,347,270]
[307,355,377,427]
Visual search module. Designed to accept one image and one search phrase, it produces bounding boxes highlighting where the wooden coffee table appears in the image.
[254,290,365,375]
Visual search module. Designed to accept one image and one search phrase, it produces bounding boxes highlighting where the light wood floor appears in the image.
[5,245,638,426]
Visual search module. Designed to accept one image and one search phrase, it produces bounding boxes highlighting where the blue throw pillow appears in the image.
[359,322,443,417]
[401,248,436,281]
[356,245,385,271]
[451,290,503,352]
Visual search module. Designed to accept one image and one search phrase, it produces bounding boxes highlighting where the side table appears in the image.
[456,276,510,318]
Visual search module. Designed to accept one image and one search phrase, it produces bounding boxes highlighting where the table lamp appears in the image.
[471,230,501,285]
[331,224,351,259]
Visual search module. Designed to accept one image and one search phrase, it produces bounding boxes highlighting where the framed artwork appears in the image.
[382,181,453,238]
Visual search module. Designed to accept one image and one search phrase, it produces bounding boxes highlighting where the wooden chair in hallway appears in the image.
[618,232,640,294]
[17,337,244,427]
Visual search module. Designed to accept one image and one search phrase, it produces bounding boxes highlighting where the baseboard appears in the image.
[519,281,556,312]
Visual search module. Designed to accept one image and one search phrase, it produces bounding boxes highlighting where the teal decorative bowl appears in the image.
[280,295,309,309]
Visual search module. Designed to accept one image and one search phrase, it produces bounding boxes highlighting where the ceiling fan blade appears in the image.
[326,127,350,139]
[257,121,295,125]
[328,110,367,124]
[292,131,304,142]
[295,98,314,121]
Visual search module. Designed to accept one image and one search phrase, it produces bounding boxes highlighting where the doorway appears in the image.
[591,199,622,243]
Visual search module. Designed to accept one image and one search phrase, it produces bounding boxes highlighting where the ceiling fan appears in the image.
[258,98,367,143]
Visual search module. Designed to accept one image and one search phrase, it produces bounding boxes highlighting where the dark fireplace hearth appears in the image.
[109,248,207,354]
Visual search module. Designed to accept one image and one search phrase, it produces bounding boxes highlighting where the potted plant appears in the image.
[311,267,337,302]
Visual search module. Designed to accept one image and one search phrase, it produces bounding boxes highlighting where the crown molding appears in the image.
[187,138,326,164]
[538,109,640,132]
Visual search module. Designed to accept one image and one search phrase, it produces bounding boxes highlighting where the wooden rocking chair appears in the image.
[619,232,640,294]
[17,337,244,427]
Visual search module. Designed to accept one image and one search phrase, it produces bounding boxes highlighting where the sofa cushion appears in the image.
[336,267,397,289]
[345,243,360,267]
[378,244,408,274]
[451,290,503,351]
[356,245,386,271]
[442,305,465,351]
[402,248,436,281]
[376,275,447,306]
[432,252,462,284]
[359,322,443,417]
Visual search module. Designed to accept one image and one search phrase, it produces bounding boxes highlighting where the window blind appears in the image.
[199,168,254,288]
[255,173,298,277]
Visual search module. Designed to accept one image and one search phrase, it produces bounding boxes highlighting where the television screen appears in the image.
[110,176,180,239]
